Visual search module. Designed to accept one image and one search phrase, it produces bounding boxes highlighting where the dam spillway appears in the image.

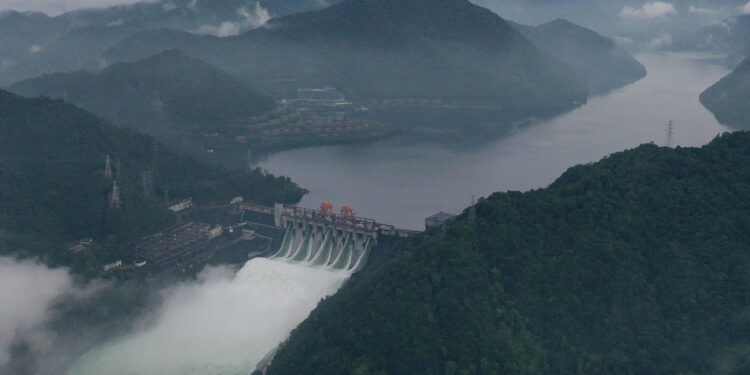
[272,225,373,272]
[241,201,418,270]
[67,202,418,375]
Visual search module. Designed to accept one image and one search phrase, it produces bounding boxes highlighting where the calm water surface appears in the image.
[257,53,731,230]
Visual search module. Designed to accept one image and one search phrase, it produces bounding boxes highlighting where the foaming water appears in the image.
[68,258,350,375]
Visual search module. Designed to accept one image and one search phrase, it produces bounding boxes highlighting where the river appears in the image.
[65,52,729,375]
[256,53,731,230]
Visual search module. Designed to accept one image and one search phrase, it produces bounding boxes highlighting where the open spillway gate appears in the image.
[271,224,373,272]
[240,202,420,272]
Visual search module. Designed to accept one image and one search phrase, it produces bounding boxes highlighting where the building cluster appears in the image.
[135,222,223,271]
[369,98,446,106]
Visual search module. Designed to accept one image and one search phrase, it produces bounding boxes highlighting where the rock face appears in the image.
[512,19,647,94]
[700,57,750,129]
[103,0,589,120]
[266,132,750,375]
[10,49,274,134]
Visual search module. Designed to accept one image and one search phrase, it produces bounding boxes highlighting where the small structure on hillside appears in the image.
[425,212,456,230]
[169,198,193,212]
[68,238,94,253]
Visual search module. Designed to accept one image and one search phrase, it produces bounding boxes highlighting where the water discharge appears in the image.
[67,258,350,375]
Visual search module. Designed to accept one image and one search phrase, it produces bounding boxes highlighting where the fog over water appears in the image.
[68,258,349,375]
[258,53,731,230]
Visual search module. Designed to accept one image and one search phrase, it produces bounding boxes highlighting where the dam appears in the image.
[240,201,420,271]
[67,202,422,375]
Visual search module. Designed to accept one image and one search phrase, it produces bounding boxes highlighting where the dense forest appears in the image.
[701,57,750,129]
[511,18,646,94]
[102,0,588,120]
[268,132,750,375]
[10,49,275,135]
[0,0,340,86]
[0,89,304,274]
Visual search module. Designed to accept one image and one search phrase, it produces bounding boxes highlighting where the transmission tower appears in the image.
[469,195,477,225]
[152,140,159,172]
[114,159,123,184]
[142,171,154,201]
[104,155,113,180]
[109,180,122,209]
[667,120,674,147]
[247,149,254,171]
[163,185,170,206]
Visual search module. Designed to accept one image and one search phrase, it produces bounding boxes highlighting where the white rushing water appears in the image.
[67,258,350,375]
[257,53,731,230]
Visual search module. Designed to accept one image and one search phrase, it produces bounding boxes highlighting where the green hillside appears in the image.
[513,19,646,94]
[0,89,304,274]
[103,0,589,128]
[268,132,750,375]
[700,57,750,129]
[10,49,275,135]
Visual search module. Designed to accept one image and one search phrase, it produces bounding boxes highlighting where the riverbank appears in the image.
[257,53,731,230]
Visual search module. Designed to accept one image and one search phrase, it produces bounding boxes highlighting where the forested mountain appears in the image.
[512,19,646,94]
[672,15,750,56]
[700,57,750,129]
[474,0,749,36]
[267,132,750,375]
[10,49,274,135]
[102,0,589,128]
[0,89,304,273]
[0,0,337,85]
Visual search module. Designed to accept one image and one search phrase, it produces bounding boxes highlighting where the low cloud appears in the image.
[621,2,678,20]
[688,6,721,16]
[741,2,750,15]
[28,45,44,54]
[0,257,73,367]
[0,0,147,16]
[67,258,349,375]
[649,32,673,49]
[196,2,271,37]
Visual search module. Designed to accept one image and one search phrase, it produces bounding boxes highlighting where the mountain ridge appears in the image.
[9,49,275,134]
[700,57,750,129]
[102,0,589,132]
[267,131,750,375]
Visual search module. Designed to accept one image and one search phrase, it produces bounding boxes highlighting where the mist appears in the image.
[196,2,271,37]
[0,0,146,15]
[67,258,350,375]
[0,257,73,369]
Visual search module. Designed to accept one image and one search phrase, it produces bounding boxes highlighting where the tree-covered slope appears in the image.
[0,89,303,271]
[700,58,750,129]
[268,132,750,375]
[103,0,589,121]
[513,19,646,94]
[0,0,339,86]
[10,49,274,135]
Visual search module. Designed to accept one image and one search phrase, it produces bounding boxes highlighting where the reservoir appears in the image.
[257,53,731,230]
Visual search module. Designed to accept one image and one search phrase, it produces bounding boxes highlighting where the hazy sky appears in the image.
[0,0,146,15]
